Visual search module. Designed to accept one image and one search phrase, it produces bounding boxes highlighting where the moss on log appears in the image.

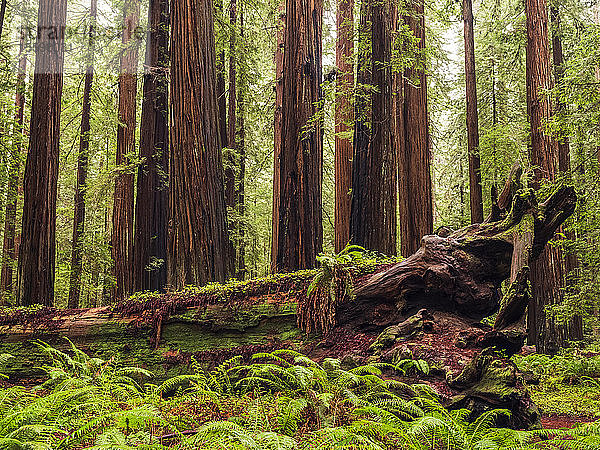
[0,299,307,380]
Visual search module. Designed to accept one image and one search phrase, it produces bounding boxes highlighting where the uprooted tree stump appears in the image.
[310,166,576,429]
[336,181,576,332]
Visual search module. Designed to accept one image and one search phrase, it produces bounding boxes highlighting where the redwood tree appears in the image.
[1,27,27,303]
[225,0,237,210]
[169,0,233,287]
[234,3,247,278]
[112,0,140,300]
[132,0,169,293]
[525,0,580,350]
[17,0,67,306]
[550,5,583,341]
[68,0,97,308]
[463,0,484,224]
[397,0,433,257]
[351,0,396,255]
[272,0,323,273]
[335,0,354,253]
[216,0,228,154]
[271,5,285,273]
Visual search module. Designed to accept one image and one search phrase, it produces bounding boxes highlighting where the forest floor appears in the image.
[541,415,597,429]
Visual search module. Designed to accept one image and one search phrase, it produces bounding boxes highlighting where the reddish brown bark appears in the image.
[351,0,396,256]
[398,0,433,257]
[169,0,233,287]
[112,0,140,301]
[68,0,97,308]
[272,0,323,273]
[550,6,583,341]
[525,0,580,350]
[132,0,169,293]
[1,30,27,304]
[463,0,484,224]
[334,0,353,253]
[17,0,67,306]
[271,6,285,273]
[235,6,246,278]
[216,0,228,152]
[225,0,237,210]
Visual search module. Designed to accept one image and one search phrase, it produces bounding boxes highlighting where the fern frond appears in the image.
[276,397,308,436]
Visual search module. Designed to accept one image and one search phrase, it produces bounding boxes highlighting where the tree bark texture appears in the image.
[398,0,433,257]
[169,0,233,287]
[351,0,397,256]
[340,183,576,332]
[216,0,228,153]
[272,0,323,273]
[235,6,247,278]
[225,0,237,211]
[525,0,579,351]
[271,5,285,273]
[17,0,67,306]
[132,0,169,293]
[463,0,484,224]
[112,0,140,301]
[549,6,583,341]
[334,0,354,253]
[1,30,27,304]
[68,0,97,308]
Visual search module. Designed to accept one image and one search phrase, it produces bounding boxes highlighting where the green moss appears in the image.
[0,299,308,381]
[528,382,600,417]
[471,359,517,398]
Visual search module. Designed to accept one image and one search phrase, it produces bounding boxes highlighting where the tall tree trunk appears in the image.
[17,0,67,306]
[235,5,246,278]
[550,7,569,174]
[112,0,140,301]
[225,0,237,211]
[334,0,354,253]
[525,0,573,351]
[550,5,583,341]
[271,5,285,273]
[132,0,169,293]
[225,0,238,271]
[0,0,7,41]
[463,0,484,224]
[272,0,323,273]
[1,28,27,304]
[169,0,233,287]
[216,0,228,159]
[215,2,231,271]
[398,0,433,257]
[68,0,97,308]
[595,5,600,164]
[351,0,396,255]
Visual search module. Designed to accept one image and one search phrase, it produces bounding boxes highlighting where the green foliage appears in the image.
[298,246,401,334]
[0,355,12,380]
[1,341,599,449]
[514,348,600,418]
[515,350,600,383]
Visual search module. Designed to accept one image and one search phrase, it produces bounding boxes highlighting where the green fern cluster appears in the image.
[297,245,395,334]
[0,342,599,449]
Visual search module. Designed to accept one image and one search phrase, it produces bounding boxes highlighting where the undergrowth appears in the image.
[0,341,599,449]
[297,246,401,334]
[514,348,600,418]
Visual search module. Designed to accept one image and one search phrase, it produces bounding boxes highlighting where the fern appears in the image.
[276,397,308,436]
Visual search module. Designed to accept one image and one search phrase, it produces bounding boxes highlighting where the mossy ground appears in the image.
[527,382,600,418]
